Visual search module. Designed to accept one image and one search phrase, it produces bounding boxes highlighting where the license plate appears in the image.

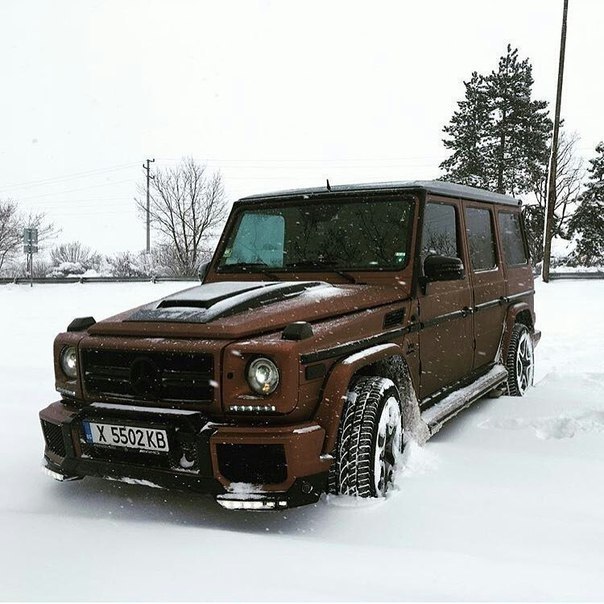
[82,421,169,452]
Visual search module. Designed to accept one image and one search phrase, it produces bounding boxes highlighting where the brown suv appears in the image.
[40,181,540,510]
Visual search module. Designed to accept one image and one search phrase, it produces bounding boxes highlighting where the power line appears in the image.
[5,158,441,200]
[0,162,139,193]
[35,200,134,210]
[155,155,444,162]
[16,178,134,201]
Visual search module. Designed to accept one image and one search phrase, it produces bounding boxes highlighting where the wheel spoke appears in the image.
[513,331,534,395]
[385,450,395,467]
[373,396,402,497]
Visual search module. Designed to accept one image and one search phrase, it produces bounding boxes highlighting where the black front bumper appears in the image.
[44,455,226,495]
[40,400,327,509]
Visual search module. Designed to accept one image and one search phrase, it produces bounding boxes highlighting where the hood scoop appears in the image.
[127,280,329,324]
[157,281,262,310]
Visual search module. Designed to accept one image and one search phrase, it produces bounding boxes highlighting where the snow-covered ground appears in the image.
[1,280,603,601]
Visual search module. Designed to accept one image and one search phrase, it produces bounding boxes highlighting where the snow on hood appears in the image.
[88,279,410,339]
[126,280,328,324]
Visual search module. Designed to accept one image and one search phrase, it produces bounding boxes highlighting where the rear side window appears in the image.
[421,203,459,262]
[498,211,527,266]
[465,207,496,271]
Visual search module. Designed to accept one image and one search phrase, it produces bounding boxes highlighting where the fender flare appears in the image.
[313,343,426,454]
[501,302,534,358]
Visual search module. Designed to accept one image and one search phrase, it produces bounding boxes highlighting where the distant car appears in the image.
[40,180,540,509]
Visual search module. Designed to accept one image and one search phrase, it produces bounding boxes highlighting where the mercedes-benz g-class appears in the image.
[40,180,540,510]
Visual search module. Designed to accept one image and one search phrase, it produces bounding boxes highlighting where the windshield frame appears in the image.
[214,193,417,276]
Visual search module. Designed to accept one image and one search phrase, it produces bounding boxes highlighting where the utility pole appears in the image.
[542,0,569,283]
[143,158,155,253]
[22,227,38,288]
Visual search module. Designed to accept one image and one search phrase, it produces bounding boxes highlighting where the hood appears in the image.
[128,281,326,323]
[88,279,410,339]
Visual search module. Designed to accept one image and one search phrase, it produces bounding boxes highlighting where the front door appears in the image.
[418,200,474,400]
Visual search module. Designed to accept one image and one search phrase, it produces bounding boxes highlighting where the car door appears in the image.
[418,199,473,400]
[464,204,506,370]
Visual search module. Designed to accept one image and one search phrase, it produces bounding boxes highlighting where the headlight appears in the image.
[60,346,78,379]
[247,357,280,395]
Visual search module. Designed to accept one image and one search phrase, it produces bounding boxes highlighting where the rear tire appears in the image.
[329,376,403,498]
[506,323,534,396]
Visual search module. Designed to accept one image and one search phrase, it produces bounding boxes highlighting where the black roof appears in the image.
[239,180,521,207]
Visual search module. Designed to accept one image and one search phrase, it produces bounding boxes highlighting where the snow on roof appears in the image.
[238,180,521,207]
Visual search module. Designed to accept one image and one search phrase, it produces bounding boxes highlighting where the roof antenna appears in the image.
[326,179,332,192]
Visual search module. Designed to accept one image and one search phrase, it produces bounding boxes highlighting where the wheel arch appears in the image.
[314,344,428,454]
[501,302,534,359]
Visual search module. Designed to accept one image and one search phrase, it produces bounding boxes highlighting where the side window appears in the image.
[498,211,528,266]
[421,202,459,263]
[465,207,497,271]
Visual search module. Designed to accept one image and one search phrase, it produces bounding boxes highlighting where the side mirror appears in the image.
[423,254,465,284]
[198,261,210,283]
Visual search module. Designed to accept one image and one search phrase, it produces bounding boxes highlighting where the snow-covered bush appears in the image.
[48,242,102,276]
[46,261,87,278]
[105,251,151,278]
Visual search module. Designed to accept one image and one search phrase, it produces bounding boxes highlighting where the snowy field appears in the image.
[1,280,603,601]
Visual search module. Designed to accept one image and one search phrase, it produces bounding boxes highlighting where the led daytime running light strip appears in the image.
[229,404,277,413]
[217,498,288,510]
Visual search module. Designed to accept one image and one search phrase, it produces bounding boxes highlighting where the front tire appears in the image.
[329,376,403,498]
[506,323,535,396]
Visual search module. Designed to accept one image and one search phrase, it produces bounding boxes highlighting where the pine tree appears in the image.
[568,143,604,266]
[440,72,491,188]
[441,45,552,197]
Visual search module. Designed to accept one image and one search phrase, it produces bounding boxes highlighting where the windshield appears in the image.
[217,196,413,272]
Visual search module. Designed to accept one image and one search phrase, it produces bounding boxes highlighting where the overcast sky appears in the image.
[1,0,603,254]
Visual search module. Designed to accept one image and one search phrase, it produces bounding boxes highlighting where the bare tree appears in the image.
[23,210,58,245]
[524,130,584,263]
[0,200,58,274]
[0,201,22,273]
[136,157,228,276]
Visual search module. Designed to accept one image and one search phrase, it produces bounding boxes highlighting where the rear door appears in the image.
[463,203,506,370]
[497,209,534,300]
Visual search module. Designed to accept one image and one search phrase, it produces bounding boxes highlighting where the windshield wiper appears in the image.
[285,261,363,284]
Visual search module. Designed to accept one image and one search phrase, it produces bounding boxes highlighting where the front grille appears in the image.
[216,444,287,484]
[82,349,214,404]
[41,420,66,457]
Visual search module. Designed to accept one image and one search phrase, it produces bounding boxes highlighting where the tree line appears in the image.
[2,47,603,276]
[440,44,604,267]
[0,158,227,279]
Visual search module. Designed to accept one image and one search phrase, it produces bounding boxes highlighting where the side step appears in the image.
[421,365,508,435]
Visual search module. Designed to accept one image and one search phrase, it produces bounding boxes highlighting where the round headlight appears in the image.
[247,357,280,395]
[60,346,78,379]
